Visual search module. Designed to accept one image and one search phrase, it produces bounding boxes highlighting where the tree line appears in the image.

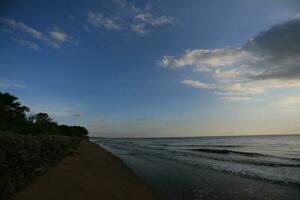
[0,92,88,137]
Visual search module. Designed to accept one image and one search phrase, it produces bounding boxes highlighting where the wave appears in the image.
[291,158,300,161]
[189,148,300,167]
[196,145,247,148]
[152,143,246,148]
[191,148,266,156]
[190,148,299,159]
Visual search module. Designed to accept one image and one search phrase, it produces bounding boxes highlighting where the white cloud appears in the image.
[160,48,253,71]
[160,18,300,101]
[222,96,252,101]
[87,11,122,31]
[130,23,147,34]
[182,80,215,89]
[160,48,255,78]
[50,31,68,41]
[12,38,40,51]
[49,28,77,45]
[134,13,174,27]
[182,80,265,95]
[182,78,300,101]
[0,79,25,88]
[86,0,174,35]
[0,18,60,49]
[214,69,240,78]
[0,18,76,49]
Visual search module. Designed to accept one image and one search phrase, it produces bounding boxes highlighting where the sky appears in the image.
[1,0,300,137]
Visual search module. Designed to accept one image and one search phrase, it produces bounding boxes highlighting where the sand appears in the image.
[11,139,161,200]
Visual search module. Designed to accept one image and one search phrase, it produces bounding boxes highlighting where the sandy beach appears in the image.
[11,139,161,200]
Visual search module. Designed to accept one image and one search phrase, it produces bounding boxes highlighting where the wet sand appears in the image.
[117,153,300,200]
[11,139,161,200]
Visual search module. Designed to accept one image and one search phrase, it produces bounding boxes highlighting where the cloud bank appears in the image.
[160,17,300,101]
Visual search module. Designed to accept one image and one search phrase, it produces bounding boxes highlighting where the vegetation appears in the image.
[0,133,81,199]
[0,92,88,137]
[0,92,87,199]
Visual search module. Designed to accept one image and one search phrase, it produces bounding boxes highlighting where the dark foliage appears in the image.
[0,133,82,199]
[0,92,30,133]
[0,92,88,137]
[0,92,87,199]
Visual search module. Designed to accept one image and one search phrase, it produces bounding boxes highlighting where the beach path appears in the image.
[11,139,160,200]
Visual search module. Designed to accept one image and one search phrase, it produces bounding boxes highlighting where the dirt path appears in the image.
[11,140,160,200]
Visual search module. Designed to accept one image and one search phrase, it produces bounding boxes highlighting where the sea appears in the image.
[92,135,300,200]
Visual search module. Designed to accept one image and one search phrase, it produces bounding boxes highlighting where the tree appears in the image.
[0,92,89,137]
[29,113,59,135]
[58,125,88,137]
[0,92,30,132]
[32,113,53,123]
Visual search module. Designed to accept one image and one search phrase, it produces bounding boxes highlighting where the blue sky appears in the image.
[1,0,300,137]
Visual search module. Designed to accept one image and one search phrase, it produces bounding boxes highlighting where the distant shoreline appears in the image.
[89,132,300,140]
[11,139,161,200]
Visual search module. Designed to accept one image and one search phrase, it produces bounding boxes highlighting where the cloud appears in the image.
[0,79,25,88]
[68,15,75,21]
[71,113,84,117]
[86,0,174,35]
[183,79,300,99]
[214,69,240,78]
[30,104,84,118]
[182,79,265,95]
[87,11,122,31]
[221,96,252,101]
[160,48,252,71]
[50,31,68,41]
[111,0,127,7]
[243,18,300,81]
[0,18,76,49]
[130,23,147,34]
[182,80,215,89]
[49,27,78,45]
[134,13,174,27]
[160,17,300,101]
[12,38,40,51]
[0,17,60,49]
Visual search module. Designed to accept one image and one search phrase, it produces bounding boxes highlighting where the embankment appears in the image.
[0,132,81,199]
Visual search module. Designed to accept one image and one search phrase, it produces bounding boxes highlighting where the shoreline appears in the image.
[11,139,162,200]
[95,137,300,200]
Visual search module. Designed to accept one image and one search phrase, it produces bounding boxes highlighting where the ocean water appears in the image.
[92,135,300,199]
[92,135,300,186]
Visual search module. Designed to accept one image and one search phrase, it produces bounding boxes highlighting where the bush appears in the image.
[0,132,82,200]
